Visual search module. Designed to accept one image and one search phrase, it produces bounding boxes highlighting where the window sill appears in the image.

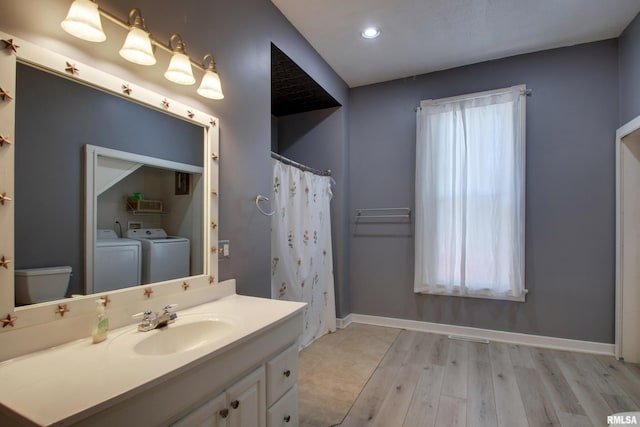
[414,287,527,303]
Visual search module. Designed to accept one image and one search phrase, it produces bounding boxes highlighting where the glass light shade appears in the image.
[60,0,106,42]
[119,27,156,65]
[197,69,224,100]
[164,52,196,85]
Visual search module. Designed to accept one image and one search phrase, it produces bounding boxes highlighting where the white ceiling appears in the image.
[271,0,640,88]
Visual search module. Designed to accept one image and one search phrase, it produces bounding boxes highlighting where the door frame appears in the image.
[616,114,640,360]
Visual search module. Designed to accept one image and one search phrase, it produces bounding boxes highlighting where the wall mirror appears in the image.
[0,30,219,328]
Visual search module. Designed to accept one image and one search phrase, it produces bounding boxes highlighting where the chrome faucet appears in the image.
[157,304,178,328]
[134,304,178,332]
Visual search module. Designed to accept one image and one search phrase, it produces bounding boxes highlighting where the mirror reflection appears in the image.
[14,62,206,305]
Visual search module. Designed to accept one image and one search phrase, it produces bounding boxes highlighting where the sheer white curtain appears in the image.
[271,159,336,347]
[414,86,526,301]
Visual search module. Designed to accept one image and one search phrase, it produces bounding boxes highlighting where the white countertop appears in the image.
[0,293,305,426]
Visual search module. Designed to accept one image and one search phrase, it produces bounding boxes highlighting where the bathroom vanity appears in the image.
[0,282,305,426]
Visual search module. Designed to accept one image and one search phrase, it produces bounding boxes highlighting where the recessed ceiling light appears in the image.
[361,27,380,39]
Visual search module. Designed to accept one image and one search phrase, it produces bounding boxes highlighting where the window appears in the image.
[414,85,527,301]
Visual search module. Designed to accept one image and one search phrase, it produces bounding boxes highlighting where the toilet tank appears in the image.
[15,266,72,305]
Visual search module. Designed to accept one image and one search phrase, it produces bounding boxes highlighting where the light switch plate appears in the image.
[218,240,230,258]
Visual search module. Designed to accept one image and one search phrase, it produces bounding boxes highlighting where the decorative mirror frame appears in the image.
[0,30,219,332]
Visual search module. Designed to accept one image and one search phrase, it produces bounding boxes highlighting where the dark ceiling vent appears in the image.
[271,43,341,117]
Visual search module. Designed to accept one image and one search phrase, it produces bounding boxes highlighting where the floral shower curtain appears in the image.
[271,159,336,348]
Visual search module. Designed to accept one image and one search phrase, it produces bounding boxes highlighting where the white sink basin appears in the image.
[134,319,235,356]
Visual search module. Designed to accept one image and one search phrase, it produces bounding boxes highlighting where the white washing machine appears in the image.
[126,228,190,284]
[95,229,142,293]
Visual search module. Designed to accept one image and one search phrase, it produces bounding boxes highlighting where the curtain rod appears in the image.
[415,86,532,111]
[271,152,332,177]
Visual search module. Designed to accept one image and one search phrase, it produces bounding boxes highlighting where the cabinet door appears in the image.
[227,366,266,427]
[171,392,228,427]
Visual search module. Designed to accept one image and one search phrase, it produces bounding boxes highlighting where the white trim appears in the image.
[336,314,352,329]
[615,114,640,361]
[91,146,205,174]
[349,314,614,356]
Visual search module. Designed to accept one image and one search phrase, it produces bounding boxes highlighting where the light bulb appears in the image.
[361,27,381,39]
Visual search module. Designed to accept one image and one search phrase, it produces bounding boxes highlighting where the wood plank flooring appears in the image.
[299,326,640,427]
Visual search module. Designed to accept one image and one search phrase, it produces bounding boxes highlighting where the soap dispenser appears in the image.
[92,298,109,344]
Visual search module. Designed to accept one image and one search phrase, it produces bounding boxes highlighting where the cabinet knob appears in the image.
[230,399,240,409]
[219,408,229,418]
[283,369,291,378]
[284,415,291,423]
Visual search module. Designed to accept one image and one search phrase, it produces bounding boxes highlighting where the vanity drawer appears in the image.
[267,385,298,427]
[266,343,298,406]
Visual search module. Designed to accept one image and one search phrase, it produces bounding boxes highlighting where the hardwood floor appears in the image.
[298,325,640,427]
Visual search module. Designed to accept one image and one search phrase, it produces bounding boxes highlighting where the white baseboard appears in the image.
[336,314,352,329]
[340,313,614,356]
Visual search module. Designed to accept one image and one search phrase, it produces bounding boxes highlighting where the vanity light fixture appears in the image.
[60,0,106,42]
[164,34,195,85]
[60,1,225,100]
[197,54,224,100]
[361,27,381,39]
[118,8,156,66]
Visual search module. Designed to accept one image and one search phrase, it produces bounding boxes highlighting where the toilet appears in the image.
[14,266,72,305]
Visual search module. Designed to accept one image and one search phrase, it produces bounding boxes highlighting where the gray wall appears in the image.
[0,0,349,300]
[348,40,619,343]
[619,12,640,126]
[276,107,350,317]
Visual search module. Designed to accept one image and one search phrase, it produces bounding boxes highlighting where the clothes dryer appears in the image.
[126,228,190,284]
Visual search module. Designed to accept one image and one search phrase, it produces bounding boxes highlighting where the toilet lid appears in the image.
[15,266,72,276]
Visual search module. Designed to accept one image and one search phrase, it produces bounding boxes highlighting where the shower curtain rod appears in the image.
[271,152,332,177]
